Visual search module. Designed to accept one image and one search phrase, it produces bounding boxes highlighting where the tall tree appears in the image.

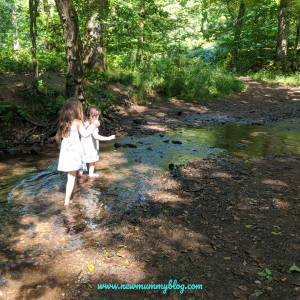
[137,0,145,64]
[293,22,300,67]
[83,0,108,71]
[29,0,39,86]
[201,10,208,39]
[42,0,49,13]
[11,3,19,50]
[276,0,291,69]
[55,0,85,102]
[227,0,245,68]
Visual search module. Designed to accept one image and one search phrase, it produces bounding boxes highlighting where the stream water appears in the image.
[0,118,300,299]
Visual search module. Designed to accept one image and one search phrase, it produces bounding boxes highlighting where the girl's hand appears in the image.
[94,120,100,128]
[110,135,116,140]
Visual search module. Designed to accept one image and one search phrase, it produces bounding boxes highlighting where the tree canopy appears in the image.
[0,0,299,102]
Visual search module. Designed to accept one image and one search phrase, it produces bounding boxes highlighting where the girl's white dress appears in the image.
[57,121,86,172]
[81,122,99,163]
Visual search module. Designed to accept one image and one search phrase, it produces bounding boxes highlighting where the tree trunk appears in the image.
[11,5,20,50]
[83,0,108,71]
[276,0,291,70]
[29,0,39,86]
[42,0,49,13]
[55,0,85,102]
[136,0,145,65]
[201,10,208,39]
[294,23,300,62]
[232,0,245,69]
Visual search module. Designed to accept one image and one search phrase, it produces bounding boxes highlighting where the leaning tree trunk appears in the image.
[276,0,291,70]
[55,0,85,103]
[83,0,108,71]
[29,0,39,87]
[232,0,245,69]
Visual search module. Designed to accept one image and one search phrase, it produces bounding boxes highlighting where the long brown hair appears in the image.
[84,105,100,125]
[57,98,84,138]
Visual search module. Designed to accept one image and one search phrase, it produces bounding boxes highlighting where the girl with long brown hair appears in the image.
[55,99,100,206]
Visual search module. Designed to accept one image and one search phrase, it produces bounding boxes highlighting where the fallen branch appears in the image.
[41,120,58,142]
[183,189,203,192]
[24,115,48,127]
[15,126,38,146]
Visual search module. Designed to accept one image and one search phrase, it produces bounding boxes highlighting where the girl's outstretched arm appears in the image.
[76,120,100,138]
[93,130,116,141]
[55,132,61,149]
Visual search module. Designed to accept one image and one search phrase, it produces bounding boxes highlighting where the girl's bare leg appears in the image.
[65,171,77,206]
[73,171,78,193]
[88,162,99,177]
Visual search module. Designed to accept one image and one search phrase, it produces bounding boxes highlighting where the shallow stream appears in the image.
[1,118,300,298]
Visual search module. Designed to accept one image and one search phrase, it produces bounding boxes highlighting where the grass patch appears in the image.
[246,70,300,86]
[109,56,246,103]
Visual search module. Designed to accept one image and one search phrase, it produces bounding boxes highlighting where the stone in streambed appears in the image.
[2,149,15,155]
[150,207,162,216]
[133,118,147,125]
[30,148,41,155]
[248,293,260,300]
[114,142,122,148]
[123,143,137,148]
[172,140,182,144]
[169,163,174,170]
[199,244,214,255]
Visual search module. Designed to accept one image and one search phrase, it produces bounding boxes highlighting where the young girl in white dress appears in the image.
[79,105,115,177]
[55,99,100,206]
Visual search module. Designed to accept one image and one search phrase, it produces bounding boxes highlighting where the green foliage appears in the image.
[289,263,300,272]
[84,71,116,116]
[0,49,32,73]
[0,103,30,127]
[21,79,66,115]
[0,49,65,73]
[36,52,65,71]
[110,55,245,102]
[44,95,65,117]
[257,268,272,280]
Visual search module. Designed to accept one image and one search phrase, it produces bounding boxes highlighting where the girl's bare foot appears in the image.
[89,173,99,177]
[64,200,72,206]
